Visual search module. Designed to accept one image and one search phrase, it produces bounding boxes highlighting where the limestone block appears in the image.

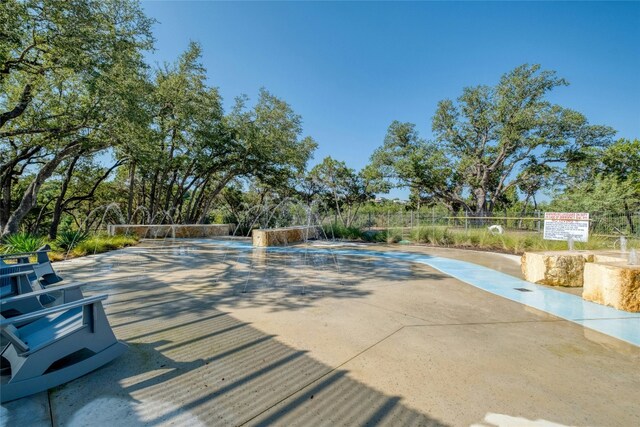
[109,224,233,238]
[583,262,640,312]
[593,252,628,263]
[252,227,319,247]
[521,251,594,287]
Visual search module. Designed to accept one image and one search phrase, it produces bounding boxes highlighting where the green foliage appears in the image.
[384,228,404,244]
[310,223,637,254]
[322,224,365,240]
[55,230,89,251]
[370,64,615,215]
[70,234,138,257]
[2,232,45,254]
[551,175,636,214]
[0,1,631,243]
[411,227,454,245]
[1,1,317,236]
[310,157,381,227]
[405,228,637,254]
[1,0,154,235]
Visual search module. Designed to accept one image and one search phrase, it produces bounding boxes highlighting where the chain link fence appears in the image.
[316,208,640,237]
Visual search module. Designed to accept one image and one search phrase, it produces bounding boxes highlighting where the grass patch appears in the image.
[385,227,404,244]
[1,232,139,260]
[321,224,410,244]
[395,226,638,254]
[321,224,366,240]
[65,234,139,258]
[316,224,640,254]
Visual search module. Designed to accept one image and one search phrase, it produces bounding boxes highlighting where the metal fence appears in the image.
[319,209,640,237]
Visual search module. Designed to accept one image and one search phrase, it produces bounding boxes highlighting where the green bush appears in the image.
[322,224,365,240]
[411,226,454,245]
[71,234,139,256]
[2,232,45,254]
[55,230,89,251]
[352,225,640,254]
[385,228,403,243]
[362,230,387,243]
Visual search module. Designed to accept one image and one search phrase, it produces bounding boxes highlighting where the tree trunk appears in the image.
[473,188,488,226]
[2,143,82,236]
[624,201,636,234]
[518,196,530,229]
[0,173,12,230]
[49,155,81,239]
[149,170,160,220]
[127,161,136,223]
[0,145,42,229]
[473,188,486,216]
[163,170,178,214]
[187,176,210,223]
[196,175,234,224]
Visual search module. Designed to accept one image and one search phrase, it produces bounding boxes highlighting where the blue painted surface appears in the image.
[203,240,640,346]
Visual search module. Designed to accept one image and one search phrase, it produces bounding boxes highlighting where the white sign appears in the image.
[543,212,590,242]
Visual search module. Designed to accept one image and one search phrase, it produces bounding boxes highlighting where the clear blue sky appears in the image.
[141,1,640,199]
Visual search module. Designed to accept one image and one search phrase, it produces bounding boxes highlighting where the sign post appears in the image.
[543,212,590,242]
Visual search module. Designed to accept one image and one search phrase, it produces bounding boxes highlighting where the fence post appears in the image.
[465,210,468,231]
[536,210,541,233]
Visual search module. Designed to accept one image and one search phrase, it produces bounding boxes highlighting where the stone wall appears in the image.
[521,251,627,287]
[583,262,640,312]
[108,224,233,238]
[521,251,594,287]
[252,226,319,247]
[522,250,639,312]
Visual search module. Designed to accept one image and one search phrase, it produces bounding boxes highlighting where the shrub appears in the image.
[55,230,89,251]
[362,230,387,243]
[315,223,640,254]
[412,226,454,245]
[386,228,403,243]
[2,232,45,254]
[322,224,365,240]
[72,234,139,256]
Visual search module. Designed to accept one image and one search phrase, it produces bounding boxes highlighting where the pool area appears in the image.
[209,240,640,347]
[3,239,639,426]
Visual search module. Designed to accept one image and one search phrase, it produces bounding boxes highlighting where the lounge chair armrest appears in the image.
[0,294,108,327]
[0,282,88,304]
[0,270,34,279]
[0,249,50,259]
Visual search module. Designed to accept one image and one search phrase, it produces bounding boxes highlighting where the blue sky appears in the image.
[141,1,640,199]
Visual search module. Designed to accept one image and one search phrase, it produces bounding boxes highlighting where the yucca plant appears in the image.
[2,232,45,254]
[55,230,90,251]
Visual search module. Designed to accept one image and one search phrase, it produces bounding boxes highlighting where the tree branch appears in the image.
[0,84,33,129]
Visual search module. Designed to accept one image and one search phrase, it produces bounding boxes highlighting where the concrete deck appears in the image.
[2,239,639,426]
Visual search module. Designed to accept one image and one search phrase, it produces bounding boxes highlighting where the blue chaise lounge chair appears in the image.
[0,288,127,402]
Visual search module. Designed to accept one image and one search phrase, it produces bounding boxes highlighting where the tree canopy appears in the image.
[1,0,316,237]
[0,2,635,239]
[370,64,616,216]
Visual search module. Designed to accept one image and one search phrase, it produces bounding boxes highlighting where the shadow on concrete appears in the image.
[29,263,448,426]
[63,242,448,315]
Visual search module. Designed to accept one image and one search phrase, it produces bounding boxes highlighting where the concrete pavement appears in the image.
[2,239,638,426]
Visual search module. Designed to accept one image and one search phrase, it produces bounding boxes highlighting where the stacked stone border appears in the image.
[108,224,234,238]
[522,251,639,312]
[252,226,320,247]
